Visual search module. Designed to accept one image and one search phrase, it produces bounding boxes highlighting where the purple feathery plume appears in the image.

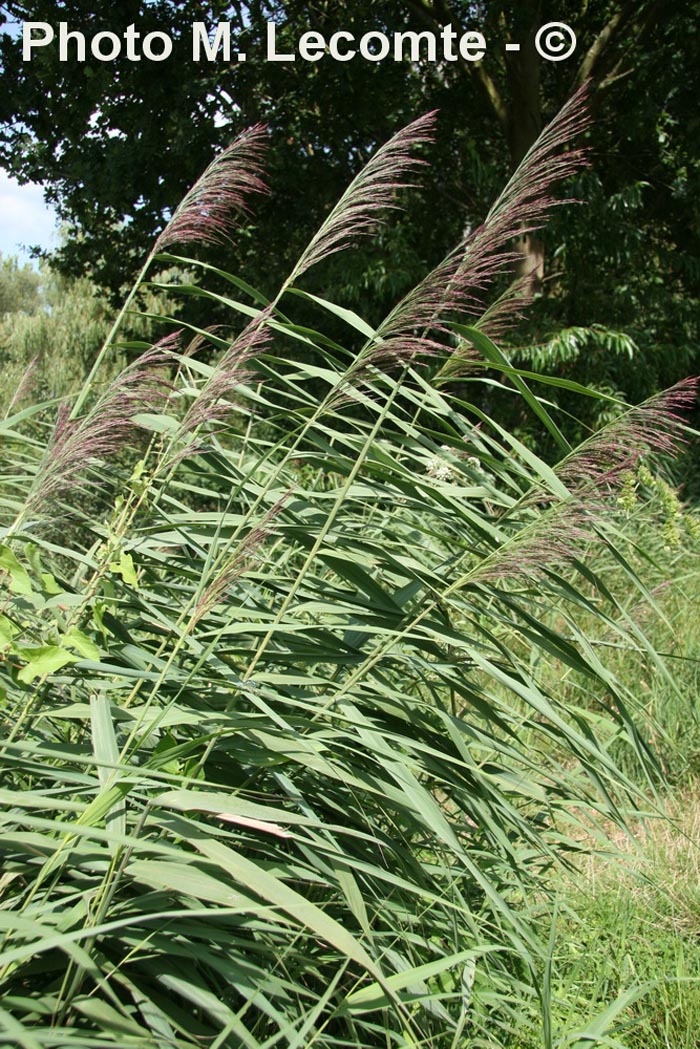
[474,498,594,585]
[179,309,273,434]
[27,336,178,510]
[191,491,291,627]
[475,274,536,341]
[155,124,268,251]
[363,86,591,370]
[473,378,697,586]
[473,84,591,260]
[359,252,486,371]
[289,112,436,283]
[433,276,536,381]
[555,378,698,493]
[183,326,226,359]
[6,355,40,416]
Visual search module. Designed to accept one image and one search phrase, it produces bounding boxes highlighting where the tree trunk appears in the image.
[505,8,544,293]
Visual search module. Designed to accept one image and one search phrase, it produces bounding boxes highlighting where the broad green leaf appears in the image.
[16,645,79,683]
[0,544,32,595]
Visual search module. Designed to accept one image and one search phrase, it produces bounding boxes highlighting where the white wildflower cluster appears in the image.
[426,449,496,490]
[426,445,458,482]
[466,455,495,488]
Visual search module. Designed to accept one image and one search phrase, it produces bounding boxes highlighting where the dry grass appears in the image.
[541,783,700,1048]
[571,785,700,936]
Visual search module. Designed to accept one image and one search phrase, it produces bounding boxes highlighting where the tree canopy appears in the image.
[0,252,41,314]
[1,1,699,402]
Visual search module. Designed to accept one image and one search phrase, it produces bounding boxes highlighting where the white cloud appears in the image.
[0,171,59,262]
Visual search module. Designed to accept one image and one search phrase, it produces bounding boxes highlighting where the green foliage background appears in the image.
[2,1,699,411]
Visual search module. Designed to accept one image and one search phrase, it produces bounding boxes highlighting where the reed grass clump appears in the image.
[0,89,696,1047]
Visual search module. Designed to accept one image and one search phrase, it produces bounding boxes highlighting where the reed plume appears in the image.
[365,86,591,368]
[27,338,176,511]
[289,112,436,283]
[155,124,268,250]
